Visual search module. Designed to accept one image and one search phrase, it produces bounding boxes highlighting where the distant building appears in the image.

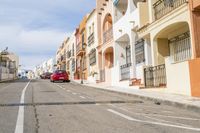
[33,58,56,78]
[0,50,19,82]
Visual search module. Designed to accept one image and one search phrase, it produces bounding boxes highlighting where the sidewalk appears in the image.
[73,80,200,112]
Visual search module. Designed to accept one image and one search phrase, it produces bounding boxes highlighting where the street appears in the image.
[0,79,200,133]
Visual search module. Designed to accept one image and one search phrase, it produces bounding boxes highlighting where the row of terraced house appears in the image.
[56,0,200,97]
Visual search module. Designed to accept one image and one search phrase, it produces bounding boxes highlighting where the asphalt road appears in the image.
[0,79,200,133]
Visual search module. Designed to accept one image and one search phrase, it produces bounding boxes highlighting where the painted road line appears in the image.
[144,114,200,121]
[108,109,138,121]
[80,96,86,99]
[15,80,31,133]
[107,109,200,131]
[162,110,174,114]
[56,84,62,88]
[110,104,199,121]
[143,115,190,127]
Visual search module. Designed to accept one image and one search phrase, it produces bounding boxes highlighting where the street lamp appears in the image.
[81,43,87,84]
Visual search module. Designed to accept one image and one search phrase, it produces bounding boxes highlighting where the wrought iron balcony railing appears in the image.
[144,64,167,88]
[120,63,132,80]
[76,42,86,55]
[88,33,95,46]
[153,0,187,20]
[76,42,82,55]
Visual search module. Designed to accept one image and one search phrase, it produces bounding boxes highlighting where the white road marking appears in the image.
[108,109,138,121]
[55,84,61,88]
[86,96,93,99]
[55,84,66,90]
[162,110,174,114]
[15,80,31,133]
[109,104,200,121]
[72,93,77,95]
[107,109,200,131]
[80,96,86,99]
[144,113,200,121]
[143,115,190,127]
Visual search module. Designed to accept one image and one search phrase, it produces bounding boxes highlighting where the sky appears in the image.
[0,0,96,70]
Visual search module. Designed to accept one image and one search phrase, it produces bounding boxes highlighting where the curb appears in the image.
[73,82,200,113]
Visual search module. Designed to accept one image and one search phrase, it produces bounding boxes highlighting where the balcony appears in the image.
[103,27,113,44]
[153,0,187,20]
[88,33,94,46]
[144,64,167,88]
[76,42,85,56]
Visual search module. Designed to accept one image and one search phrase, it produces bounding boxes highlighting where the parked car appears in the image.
[50,70,70,82]
[40,72,52,79]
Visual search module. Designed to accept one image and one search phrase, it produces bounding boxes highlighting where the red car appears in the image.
[50,70,70,82]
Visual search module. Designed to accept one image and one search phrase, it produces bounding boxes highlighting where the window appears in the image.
[135,39,145,64]
[72,59,75,71]
[169,31,191,63]
[126,45,131,64]
[89,49,96,66]
[88,32,94,46]
[72,44,74,56]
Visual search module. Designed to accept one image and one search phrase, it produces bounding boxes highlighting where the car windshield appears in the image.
[54,70,65,74]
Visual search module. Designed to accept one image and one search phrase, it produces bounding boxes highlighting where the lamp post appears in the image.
[81,43,87,84]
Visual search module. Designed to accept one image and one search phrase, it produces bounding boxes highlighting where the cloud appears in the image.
[0,0,96,69]
[0,0,96,31]
[0,24,67,69]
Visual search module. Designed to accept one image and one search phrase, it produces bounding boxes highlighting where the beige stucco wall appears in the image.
[165,57,191,96]
[149,4,192,66]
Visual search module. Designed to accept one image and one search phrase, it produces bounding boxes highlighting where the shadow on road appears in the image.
[0,100,144,107]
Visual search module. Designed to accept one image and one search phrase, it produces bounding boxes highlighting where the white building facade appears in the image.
[86,9,99,83]
[112,0,151,88]
[67,31,76,80]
